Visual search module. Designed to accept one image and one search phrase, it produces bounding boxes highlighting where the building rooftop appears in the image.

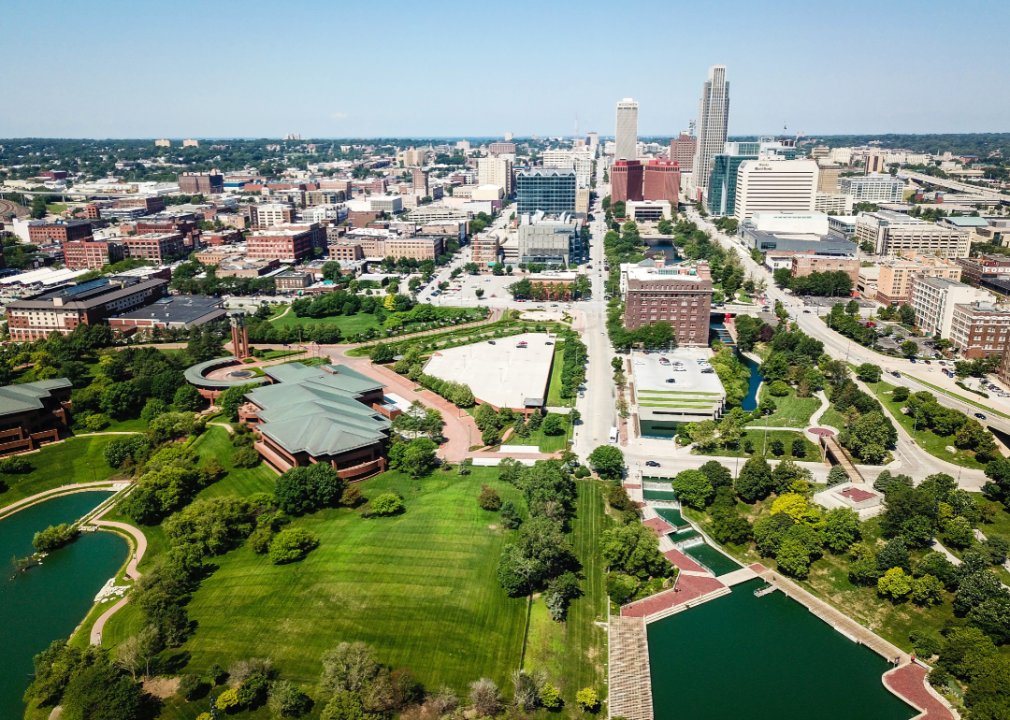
[115,295,224,325]
[941,217,990,228]
[0,379,72,415]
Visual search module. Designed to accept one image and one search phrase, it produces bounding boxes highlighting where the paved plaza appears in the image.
[423,332,556,409]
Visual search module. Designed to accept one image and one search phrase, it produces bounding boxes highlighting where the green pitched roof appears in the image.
[0,378,72,416]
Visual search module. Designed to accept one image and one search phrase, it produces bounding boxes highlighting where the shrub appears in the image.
[84,413,109,431]
[268,680,313,718]
[369,492,404,516]
[574,465,591,478]
[232,446,261,468]
[769,380,790,397]
[499,501,521,529]
[892,386,910,402]
[268,528,319,564]
[0,455,34,474]
[216,689,240,710]
[478,485,502,511]
[575,688,599,711]
[340,486,364,507]
[539,683,561,709]
[236,673,270,710]
[177,674,205,700]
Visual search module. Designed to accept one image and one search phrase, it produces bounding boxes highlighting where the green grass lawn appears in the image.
[189,425,279,498]
[906,376,1010,420]
[257,349,305,361]
[107,468,531,701]
[691,429,820,461]
[524,480,610,702]
[819,406,848,430]
[271,311,381,337]
[758,386,822,428]
[546,343,574,407]
[46,203,68,215]
[509,424,570,454]
[0,436,124,509]
[876,381,985,469]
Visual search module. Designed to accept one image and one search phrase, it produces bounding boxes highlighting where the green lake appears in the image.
[0,491,124,719]
[648,578,914,720]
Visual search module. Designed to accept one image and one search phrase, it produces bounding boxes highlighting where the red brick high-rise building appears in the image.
[63,240,123,270]
[621,258,713,346]
[643,160,681,204]
[611,160,643,204]
[28,220,94,246]
[669,132,696,172]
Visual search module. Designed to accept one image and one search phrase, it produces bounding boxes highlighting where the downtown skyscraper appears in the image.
[615,98,639,161]
[691,65,730,199]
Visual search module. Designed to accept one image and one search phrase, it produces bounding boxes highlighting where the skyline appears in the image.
[1,0,1008,139]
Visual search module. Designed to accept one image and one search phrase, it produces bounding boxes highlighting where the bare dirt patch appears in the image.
[142,676,180,699]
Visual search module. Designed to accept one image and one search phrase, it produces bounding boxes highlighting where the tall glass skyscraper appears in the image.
[516,169,577,215]
[615,98,639,161]
[691,65,730,199]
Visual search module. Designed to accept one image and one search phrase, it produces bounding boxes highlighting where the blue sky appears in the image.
[2,0,1007,139]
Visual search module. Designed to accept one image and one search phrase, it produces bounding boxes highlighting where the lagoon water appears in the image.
[0,491,123,719]
[648,578,914,720]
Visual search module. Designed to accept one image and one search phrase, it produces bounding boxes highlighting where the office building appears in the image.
[707,154,753,216]
[516,169,576,215]
[669,132,696,172]
[517,212,582,267]
[864,151,886,174]
[328,243,365,263]
[626,200,673,222]
[620,257,713,345]
[6,276,168,341]
[816,162,840,193]
[249,203,296,229]
[236,362,393,480]
[246,229,314,263]
[691,64,730,198]
[155,139,170,147]
[477,157,513,195]
[840,174,906,204]
[615,98,639,160]
[611,160,644,203]
[855,211,971,259]
[115,196,166,214]
[411,169,429,197]
[472,234,501,270]
[909,275,994,339]
[488,142,517,157]
[575,188,590,216]
[734,159,818,221]
[368,195,403,214]
[815,192,855,215]
[0,378,73,456]
[123,233,186,263]
[62,239,123,270]
[28,220,94,246]
[398,148,427,167]
[274,271,312,292]
[828,216,859,239]
[178,172,223,194]
[950,302,1010,358]
[875,254,962,305]
[643,160,681,204]
[790,255,860,284]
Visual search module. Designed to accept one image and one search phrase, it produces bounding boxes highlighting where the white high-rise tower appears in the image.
[691,65,730,198]
[615,98,639,161]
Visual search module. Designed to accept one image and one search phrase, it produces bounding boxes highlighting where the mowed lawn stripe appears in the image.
[175,470,528,690]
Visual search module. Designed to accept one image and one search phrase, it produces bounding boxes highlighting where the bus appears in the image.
[609,427,619,444]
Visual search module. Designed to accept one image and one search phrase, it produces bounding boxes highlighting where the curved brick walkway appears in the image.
[90,513,148,646]
[883,664,956,720]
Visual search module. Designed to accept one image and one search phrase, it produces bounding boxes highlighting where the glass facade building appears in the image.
[707,154,755,216]
[516,169,577,215]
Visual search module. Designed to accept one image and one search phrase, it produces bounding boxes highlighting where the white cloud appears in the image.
[331,112,349,120]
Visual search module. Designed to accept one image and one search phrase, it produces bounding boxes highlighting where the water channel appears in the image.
[0,491,125,719]
[648,578,915,720]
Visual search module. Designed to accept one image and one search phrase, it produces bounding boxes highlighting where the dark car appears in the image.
[488,340,496,345]
[666,378,676,384]
[645,461,661,467]
[975,413,987,420]
[892,371,901,378]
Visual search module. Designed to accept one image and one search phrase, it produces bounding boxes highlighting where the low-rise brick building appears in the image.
[329,243,364,262]
[246,229,314,263]
[620,258,712,346]
[123,233,186,263]
[791,255,860,284]
[28,220,94,246]
[62,239,123,270]
[178,172,223,194]
[950,301,1010,359]
[955,254,1010,288]
[115,195,166,214]
[275,271,312,292]
[0,378,73,455]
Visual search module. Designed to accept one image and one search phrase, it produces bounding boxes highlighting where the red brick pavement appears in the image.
[664,548,709,574]
[621,574,727,618]
[643,517,675,536]
[748,562,768,574]
[883,664,955,720]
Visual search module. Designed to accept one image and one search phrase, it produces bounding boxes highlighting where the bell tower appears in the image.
[230,311,250,359]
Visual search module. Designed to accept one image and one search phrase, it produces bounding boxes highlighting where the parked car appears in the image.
[892,371,902,378]
[666,378,676,384]
[488,340,496,345]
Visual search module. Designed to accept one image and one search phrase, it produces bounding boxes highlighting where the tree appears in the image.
[777,536,813,578]
[319,641,381,695]
[600,522,670,578]
[588,445,624,480]
[877,537,912,573]
[268,680,313,718]
[474,402,499,431]
[219,382,258,421]
[274,463,344,515]
[842,411,894,464]
[268,529,317,562]
[878,567,913,602]
[469,678,502,717]
[910,574,945,607]
[735,454,773,502]
[575,688,600,711]
[901,340,920,358]
[541,414,564,435]
[672,469,714,509]
[402,437,437,477]
[823,508,862,553]
[482,426,501,447]
[173,384,203,412]
[827,465,849,487]
[60,664,143,720]
[699,460,733,490]
[478,485,502,511]
[856,363,882,383]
